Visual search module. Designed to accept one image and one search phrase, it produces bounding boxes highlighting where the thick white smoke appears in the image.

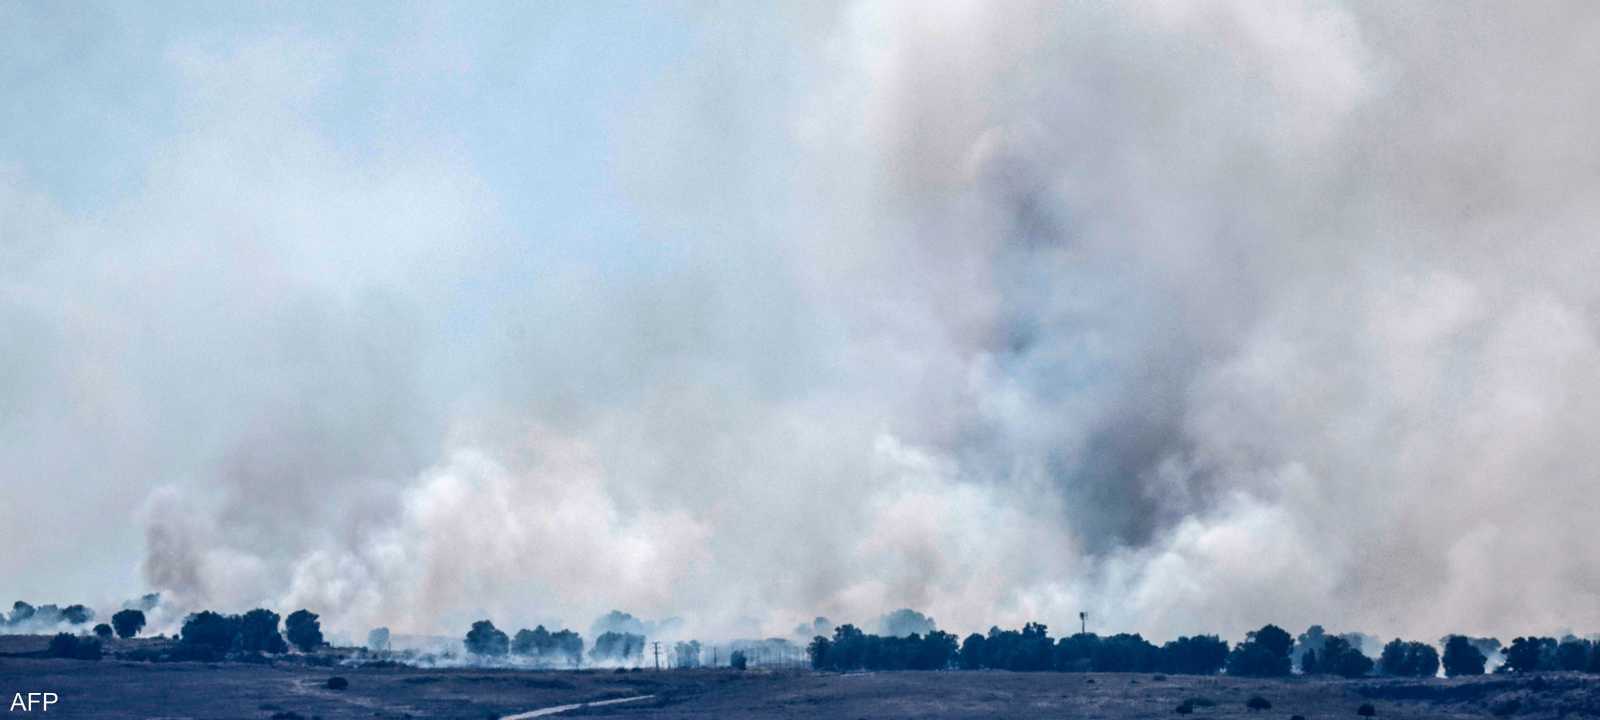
[7,2,1600,643]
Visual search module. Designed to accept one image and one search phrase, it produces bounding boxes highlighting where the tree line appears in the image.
[806,622,1600,678]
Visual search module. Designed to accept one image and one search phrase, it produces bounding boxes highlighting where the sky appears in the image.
[5,1,1600,644]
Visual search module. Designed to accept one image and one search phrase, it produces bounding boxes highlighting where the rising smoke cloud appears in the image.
[5,2,1600,644]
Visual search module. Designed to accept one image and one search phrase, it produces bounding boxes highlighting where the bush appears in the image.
[326,676,349,690]
[730,650,748,670]
[285,610,325,652]
[112,609,146,639]
[1246,695,1272,711]
[47,633,102,660]
[1174,703,1193,715]
[1357,702,1377,716]
[93,623,113,639]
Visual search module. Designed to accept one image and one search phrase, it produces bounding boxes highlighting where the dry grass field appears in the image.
[4,636,1598,720]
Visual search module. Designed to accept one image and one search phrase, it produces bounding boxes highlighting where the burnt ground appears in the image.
[4,636,1600,720]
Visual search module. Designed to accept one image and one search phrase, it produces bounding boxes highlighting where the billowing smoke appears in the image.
[7,2,1600,645]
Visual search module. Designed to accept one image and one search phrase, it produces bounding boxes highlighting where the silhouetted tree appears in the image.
[93,623,113,639]
[589,631,644,664]
[674,640,702,668]
[1054,633,1098,672]
[551,629,583,667]
[512,627,543,656]
[1379,639,1438,677]
[1502,637,1557,673]
[1294,625,1328,670]
[1159,635,1229,675]
[285,609,324,652]
[809,635,834,670]
[62,605,93,625]
[1095,633,1160,672]
[7,602,35,626]
[48,633,101,660]
[730,649,748,670]
[181,611,241,652]
[829,624,867,670]
[1320,636,1374,678]
[111,609,146,639]
[1301,649,1320,675]
[1556,638,1590,671]
[1226,625,1293,677]
[465,620,510,657]
[1442,635,1488,677]
[959,633,985,670]
[238,608,288,654]
[913,631,959,670]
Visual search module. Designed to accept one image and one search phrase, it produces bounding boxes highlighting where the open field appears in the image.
[5,640,1600,719]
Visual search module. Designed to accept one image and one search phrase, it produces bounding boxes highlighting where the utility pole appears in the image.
[1079,611,1087,635]
[652,641,661,671]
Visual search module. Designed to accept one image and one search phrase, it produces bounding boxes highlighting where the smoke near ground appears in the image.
[5,2,1600,644]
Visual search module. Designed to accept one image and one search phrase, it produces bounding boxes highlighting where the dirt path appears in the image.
[500,694,656,719]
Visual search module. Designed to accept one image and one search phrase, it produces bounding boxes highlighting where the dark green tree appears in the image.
[1442,635,1488,677]
[111,609,146,639]
[237,608,288,654]
[1226,625,1293,677]
[465,620,510,656]
[284,609,324,652]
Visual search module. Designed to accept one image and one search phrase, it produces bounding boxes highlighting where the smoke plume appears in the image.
[5,2,1600,643]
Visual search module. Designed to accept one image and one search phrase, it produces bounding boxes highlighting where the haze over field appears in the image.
[4,2,1600,644]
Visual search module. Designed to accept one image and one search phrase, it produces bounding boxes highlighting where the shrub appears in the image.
[326,676,349,690]
[47,633,102,660]
[1357,702,1377,716]
[730,650,748,670]
[93,623,113,639]
[1246,695,1272,711]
